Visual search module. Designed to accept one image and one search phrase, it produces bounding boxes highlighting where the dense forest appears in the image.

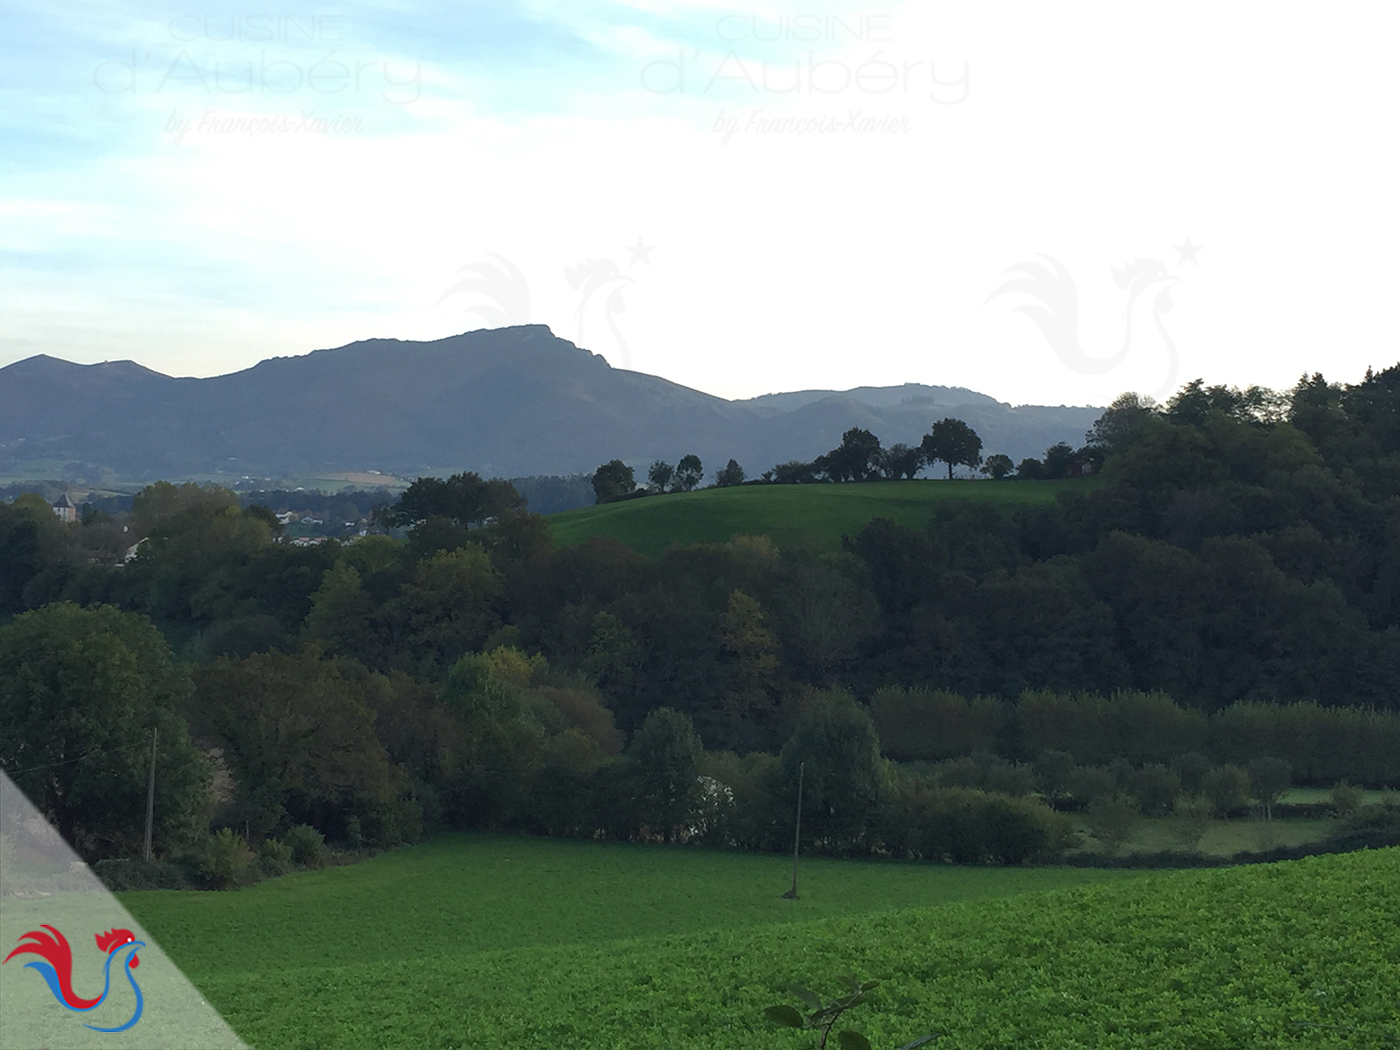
[4,368,1400,880]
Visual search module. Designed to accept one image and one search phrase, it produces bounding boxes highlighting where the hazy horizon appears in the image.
[3,2,1396,406]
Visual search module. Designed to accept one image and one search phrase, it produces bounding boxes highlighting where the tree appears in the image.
[1170,793,1213,852]
[1171,751,1211,794]
[1086,794,1138,854]
[395,545,504,671]
[779,690,886,852]
[876,443,924,480]
[0,493,81,616]
[719,591,779,692]
[921,418,983,479]
[1247,757,1291,821]
[1201,764,1250,817]
[647,460,674,493]
[191,649,401,838]
[1330,781,1363,818]
[1086,392,1159,453]
[1129,763,1182,816]
[131,480,240,533]
[1033,749,1078,808]
[591,460,636,503]
[715,459,746,487]
[1041,442,1076,479]
[302,561,377,660]
[0,603,212,858]
[580,611,641,692]
[673,454,703,492]
[981,453,1015,480]
[1015,457,1044,479]
[629,708,704,842]
[391,473,521,528]
[822,428,883,482]
[767,461,819,485]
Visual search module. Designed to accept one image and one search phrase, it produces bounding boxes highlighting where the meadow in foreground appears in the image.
[98,835,1397,1048]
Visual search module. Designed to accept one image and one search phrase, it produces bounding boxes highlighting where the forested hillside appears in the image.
[4,367,1400,876]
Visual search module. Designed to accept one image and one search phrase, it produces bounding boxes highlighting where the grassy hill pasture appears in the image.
[87,835,1399,1048]
[546,479,1091,557]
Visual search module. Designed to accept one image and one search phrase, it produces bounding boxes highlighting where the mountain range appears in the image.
[0,325,1104,483]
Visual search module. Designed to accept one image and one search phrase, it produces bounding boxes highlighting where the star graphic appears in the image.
[625,236,655,266]
[1173,236,1203,265]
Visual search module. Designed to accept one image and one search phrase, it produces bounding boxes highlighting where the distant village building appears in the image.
[51,493,78,523]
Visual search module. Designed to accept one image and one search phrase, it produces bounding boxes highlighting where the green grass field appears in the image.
[546,480,1090,557]
[73,835,1399,1048]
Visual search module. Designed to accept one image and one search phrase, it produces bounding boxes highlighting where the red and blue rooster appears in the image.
[3,924,145,1032]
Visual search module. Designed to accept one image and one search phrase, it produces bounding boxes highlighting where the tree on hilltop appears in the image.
[673,454,704,492]
[876,443,924,480]
[591,460,636,503]
[820,428,883,482]
[981,453,1014,479]
[921,418,983,479]
[715,459,746,487]
[647,460,674,493]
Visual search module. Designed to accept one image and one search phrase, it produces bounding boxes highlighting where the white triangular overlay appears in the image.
[1,771,248,1048]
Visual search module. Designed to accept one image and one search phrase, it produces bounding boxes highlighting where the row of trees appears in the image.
[11,601,1371,873]
[592,455,744,504]
[0,603,1072,866]
[868,686,1400,785]
[587,421,1106,503]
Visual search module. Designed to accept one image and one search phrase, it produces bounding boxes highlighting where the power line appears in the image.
[1,745,129,777]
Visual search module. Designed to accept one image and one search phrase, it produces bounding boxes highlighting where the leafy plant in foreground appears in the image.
[765,975,938,1050]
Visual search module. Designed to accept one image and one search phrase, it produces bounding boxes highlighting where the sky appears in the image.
[1,1,1396,407]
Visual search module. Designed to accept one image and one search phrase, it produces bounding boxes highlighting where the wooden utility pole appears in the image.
[782,761,804,900]
[143,727,158,863]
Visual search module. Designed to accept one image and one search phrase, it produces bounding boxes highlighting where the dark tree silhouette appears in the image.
[591,460,636,503]
[921,418,983,479]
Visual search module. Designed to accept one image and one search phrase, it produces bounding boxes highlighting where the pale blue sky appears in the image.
[2,1,1397,406]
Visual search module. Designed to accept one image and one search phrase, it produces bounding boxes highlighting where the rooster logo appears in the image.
[4,924,146,1033]
[565,258,635,369]
[436,253,532,328]
[987,253,1183,398]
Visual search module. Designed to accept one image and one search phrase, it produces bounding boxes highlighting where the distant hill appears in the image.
[0,325,1104,483]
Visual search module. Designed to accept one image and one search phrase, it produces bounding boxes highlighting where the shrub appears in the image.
[983,761,1038,798]
[878,783,1071,864]
[1246,756,1291,820]
[1033,749,1077,807]
[344,815,366,850]
[362,797,424,848]
[1340,798,1400,835]
[1170,793,1214,852]
[1086,794,1138,855]
[200,828,253,890]
[1067,766,1116,809]
[92,857,190,891]
[1171,751,1211,794]
[1201,765,1251,817]
[256,837,295,879]
[1330,781,1363,818]
[1130,763,1182,816]
[283,824,326,868]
